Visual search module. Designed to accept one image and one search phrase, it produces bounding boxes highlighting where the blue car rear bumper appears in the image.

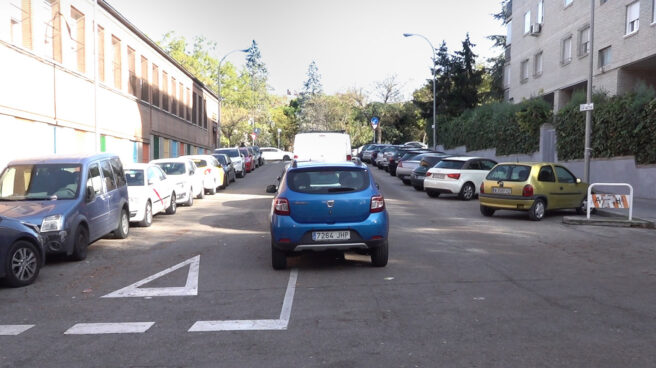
[270,212,389,252]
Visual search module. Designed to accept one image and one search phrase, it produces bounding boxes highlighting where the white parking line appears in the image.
[189,269,298,332]
[64,322,155,335]
[102,255,200,298]
[0,325,34,335]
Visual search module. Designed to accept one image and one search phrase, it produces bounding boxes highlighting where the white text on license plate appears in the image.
[312,231,350,241]
[492,187,512,194]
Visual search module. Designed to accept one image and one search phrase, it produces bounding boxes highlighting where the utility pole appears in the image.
[583,0,595,183]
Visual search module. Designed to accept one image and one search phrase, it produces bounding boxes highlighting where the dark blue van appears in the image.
[0,153,130,260]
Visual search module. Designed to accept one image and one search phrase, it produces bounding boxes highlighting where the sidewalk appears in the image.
[563,197,656,229]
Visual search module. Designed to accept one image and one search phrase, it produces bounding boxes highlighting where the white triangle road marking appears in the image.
[102,255,200,298]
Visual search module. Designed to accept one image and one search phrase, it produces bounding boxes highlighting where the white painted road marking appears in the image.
[102,255,200,298]
[64,322,155,335]
[189,269,298,332]
[0,325,34,335]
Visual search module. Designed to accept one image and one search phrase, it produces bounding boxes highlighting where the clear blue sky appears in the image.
[107,0,505,100]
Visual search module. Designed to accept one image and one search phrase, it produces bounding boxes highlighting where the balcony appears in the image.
[505,45,511,61]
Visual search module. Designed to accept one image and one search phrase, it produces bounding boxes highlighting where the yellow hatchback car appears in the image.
[479,162,589,221]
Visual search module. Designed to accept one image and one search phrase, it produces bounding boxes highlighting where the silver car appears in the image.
[214,148,246,178]
[397,153,449,185]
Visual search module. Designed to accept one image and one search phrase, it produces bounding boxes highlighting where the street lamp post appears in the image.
[404,33,437,150]
[217,48,249,148]
[277,128,281,149]
[583,0,595,183]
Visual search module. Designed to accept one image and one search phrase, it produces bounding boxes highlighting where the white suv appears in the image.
[424,157,497,200]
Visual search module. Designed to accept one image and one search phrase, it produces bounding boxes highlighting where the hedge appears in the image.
[555,85,656,164]
[438,98,551,156]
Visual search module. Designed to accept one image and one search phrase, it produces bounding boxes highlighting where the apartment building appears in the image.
[504,0,656,111]
[0,0,218,169]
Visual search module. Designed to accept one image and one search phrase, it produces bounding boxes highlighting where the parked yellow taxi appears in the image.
[479,162,589,221]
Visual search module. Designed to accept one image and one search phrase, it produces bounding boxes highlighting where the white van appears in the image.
[293,132,352,162]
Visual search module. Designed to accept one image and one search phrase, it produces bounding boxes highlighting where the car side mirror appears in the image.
[266,184,277,193]
[576,178,582,184]
[148,179,154,185]
[190,170,195,175]
[85,186,96,202]
[276,176,281,181]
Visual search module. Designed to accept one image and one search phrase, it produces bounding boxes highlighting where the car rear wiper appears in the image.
[328,187,355,192]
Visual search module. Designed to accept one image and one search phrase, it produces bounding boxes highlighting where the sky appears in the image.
[106,0,505,101]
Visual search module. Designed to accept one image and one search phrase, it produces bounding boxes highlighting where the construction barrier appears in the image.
[587,183,633,221]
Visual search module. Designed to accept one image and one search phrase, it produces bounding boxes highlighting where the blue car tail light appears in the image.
[274,198,290,215]
[370,195,385,213]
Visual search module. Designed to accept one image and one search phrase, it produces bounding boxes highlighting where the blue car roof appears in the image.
[6,153,119,166]
[291,161,366,170]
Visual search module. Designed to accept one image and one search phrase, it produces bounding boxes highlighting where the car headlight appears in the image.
[41,214,64,233]
[176,182,185,189]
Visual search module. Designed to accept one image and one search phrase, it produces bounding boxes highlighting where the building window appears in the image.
[579,27,590,56]
[40,0,56,60]
[506,20,512,45]
[599,46,611,68]
[152,64,159,107]
[600,0,608,4]
[534,52,543,76]
[538,0,544,24]
[520,59,529,83]
[140,56,149,101]
[524,11,531,34]
[203,98,207,129]
[162,71,169,111]
[192,92,198,124]
[653,0,655,23]
[503,64,511,88]
[562,36,572,64]
[70,6,85,73]
[626,1,640,35]
[171,77,178,116]
[178,83,184,118]
[9,2,23,46]
[127,47,136,97]
[564,0,573,7]
[186,88,191,121]
[97,26,105,82]
[111,35,121,89]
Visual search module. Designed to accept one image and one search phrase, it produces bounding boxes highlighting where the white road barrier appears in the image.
[587,183,633,221]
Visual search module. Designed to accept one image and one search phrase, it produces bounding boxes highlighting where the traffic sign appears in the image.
[580,103,594,112]
[250,133,257,140]
[254,128,261,134]
[371,117,379,129]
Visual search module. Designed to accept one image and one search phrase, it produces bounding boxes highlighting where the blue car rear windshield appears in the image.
[486,165,532,182]
[287,168,369,194]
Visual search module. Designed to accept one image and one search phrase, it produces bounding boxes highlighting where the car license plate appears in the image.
[312,231,350,241]
[492,187,512,194]
[433,173,445,179]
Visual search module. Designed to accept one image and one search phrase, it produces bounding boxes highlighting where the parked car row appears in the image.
[0,146,267,287]
[380,149,590,221]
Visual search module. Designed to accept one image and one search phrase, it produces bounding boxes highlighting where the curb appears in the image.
[562,215,655,229]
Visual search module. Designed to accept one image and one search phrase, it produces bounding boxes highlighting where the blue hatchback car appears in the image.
[267,160,389,269]
[0,153,130,261]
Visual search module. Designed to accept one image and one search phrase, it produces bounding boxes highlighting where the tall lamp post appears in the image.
[404,33,437,150]
[217,47,250,148]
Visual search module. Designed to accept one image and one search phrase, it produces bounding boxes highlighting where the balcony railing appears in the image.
[505,45,511,61]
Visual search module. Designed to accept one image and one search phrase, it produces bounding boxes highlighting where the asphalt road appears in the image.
[1,161,655,367]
